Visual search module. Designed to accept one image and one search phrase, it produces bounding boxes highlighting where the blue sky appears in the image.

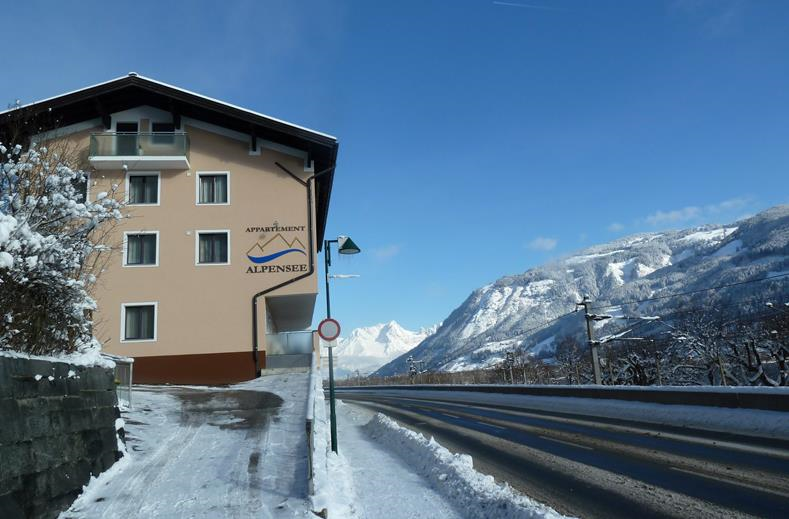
[3,0,788,334]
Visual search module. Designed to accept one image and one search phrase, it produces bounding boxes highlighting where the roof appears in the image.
[0,73,338,250]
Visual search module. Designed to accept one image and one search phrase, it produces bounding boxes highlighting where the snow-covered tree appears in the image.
[0,142,123,355]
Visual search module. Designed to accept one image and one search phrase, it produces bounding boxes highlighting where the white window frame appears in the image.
[195,229,231,266]
[195,171,231,206]
[125,171,161,206]
[122,230,160,268]
[120,301,158,343]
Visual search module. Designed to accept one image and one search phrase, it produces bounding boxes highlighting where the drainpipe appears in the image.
[251,162,334,377]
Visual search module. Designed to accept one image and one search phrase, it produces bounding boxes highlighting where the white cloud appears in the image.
[527,237,558,251]
[645,206,701,226]
[607,222,625,232]
[705,197,751,214]
[644,197,753,227]
[372,244,401,260]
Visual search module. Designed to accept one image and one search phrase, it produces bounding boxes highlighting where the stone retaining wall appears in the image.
[0,356,122,519]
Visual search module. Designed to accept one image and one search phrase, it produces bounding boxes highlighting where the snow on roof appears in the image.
[0,72,337,141]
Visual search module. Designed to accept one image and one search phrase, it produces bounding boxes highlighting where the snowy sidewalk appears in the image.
[335,401,465,519]
[60,373,314,519]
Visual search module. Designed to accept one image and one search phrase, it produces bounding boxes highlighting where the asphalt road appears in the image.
[337,392,789,519]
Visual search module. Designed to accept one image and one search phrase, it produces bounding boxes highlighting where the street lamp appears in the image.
[324,234,360,453]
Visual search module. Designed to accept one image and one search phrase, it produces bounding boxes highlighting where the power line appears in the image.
[590,272,789,311]
[498,309,578,345]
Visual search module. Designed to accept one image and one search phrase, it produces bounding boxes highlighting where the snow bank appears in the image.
[310,368,360,518]
[0,339,115,369]
[364,413,568,519]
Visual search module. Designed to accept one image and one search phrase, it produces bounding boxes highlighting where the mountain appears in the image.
[375,206,789,376]
[331,321,439,378]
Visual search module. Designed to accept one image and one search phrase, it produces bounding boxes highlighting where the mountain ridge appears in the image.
[375,206,789,377]
[331,320,439,378]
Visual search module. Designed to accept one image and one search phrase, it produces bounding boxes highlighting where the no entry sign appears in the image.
[318,318,341,342]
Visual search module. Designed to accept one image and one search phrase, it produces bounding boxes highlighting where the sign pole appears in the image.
[318,316,341,454]
[328,341,338,453]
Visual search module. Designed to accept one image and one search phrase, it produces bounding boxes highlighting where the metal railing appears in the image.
[102,353,134,409]
[266,330,315,355]
[89,132,190,158]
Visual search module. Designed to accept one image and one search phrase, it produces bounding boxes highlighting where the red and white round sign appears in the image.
[318,318,341,342]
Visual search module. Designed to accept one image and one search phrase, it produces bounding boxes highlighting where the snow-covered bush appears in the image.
[0,142,123,355]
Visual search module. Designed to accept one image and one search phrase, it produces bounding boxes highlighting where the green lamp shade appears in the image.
[337,236,361,255]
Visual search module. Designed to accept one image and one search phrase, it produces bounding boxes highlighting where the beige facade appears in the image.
[3,74,338,383]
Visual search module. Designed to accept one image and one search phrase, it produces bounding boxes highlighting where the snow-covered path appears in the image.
[335,401,465,519]
[60,373,313,519]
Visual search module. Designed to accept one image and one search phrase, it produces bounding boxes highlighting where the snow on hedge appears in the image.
[0,142,123,358]
[364,413,568,519]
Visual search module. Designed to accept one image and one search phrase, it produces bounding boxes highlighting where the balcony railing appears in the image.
[266,331,315,355]
[88,132,190,170]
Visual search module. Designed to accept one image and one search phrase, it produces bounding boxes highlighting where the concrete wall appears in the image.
[0,356,122,519]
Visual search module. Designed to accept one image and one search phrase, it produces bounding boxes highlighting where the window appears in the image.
[127,173,159,205]
[197,231,230,265]
[124,232,158,266]
[197,172,229,205]
[71,172,89,202]
[151,122,176,145]
[122,303,157,342]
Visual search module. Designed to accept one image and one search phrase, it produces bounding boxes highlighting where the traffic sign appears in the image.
[318,318,341,342]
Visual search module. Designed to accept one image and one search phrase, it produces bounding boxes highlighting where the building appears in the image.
[0,73,338,384]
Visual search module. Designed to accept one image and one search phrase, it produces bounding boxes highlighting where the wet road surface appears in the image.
[339,392,789,519]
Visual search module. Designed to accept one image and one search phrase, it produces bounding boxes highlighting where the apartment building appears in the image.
[0,73,338,383]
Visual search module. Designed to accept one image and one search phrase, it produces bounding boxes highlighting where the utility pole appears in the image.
[577,296,603,385]
[505,351,515,384]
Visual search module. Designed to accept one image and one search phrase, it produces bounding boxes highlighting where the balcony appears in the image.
[89,132,190,170]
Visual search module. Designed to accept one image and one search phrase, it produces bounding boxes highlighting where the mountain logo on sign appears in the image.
[247,233,306,264]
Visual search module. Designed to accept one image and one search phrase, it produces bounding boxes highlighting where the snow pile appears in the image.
[0,340,115,369]
[364,413,567,519]
[310,369,360,517]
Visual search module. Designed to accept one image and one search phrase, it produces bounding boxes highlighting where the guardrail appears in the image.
[334,384,789,412]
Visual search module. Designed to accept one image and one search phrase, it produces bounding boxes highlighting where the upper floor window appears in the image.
[127,172,160,205]
[124,231,159,267]
[197,231,230,265]
[197,172,229,205]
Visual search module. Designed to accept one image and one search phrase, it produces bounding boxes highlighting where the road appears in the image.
[337,391,789,519]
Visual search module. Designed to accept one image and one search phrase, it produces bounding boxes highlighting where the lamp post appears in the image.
[324,235,360,453]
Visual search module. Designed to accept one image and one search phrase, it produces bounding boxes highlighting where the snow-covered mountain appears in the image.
[331,321,439,378]
[376,206,789,376]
